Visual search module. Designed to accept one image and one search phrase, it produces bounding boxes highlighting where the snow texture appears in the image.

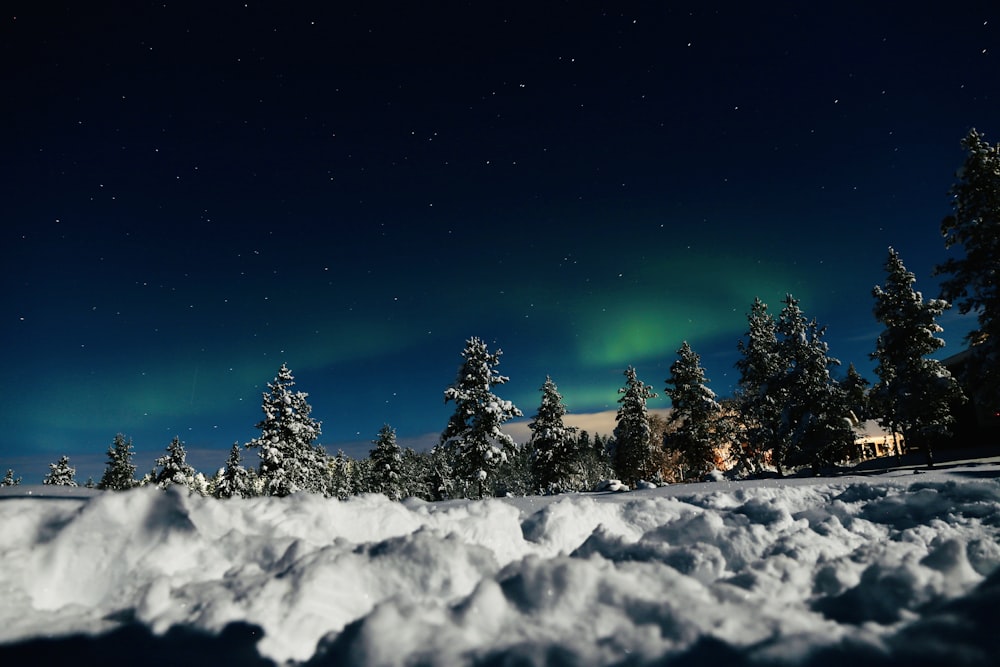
[2,463,1000,666]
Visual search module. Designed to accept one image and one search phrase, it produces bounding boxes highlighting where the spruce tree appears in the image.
[369,424,405,501]
[214,443,250,499]
[152,436,197,489]
[734,297,782,473]
[773,294,854,472]
[495,442,534,497]
[43,455,78,487]
[649,412,684,482]
[327,449,354,500]
[399,447,432,501]
[664,341,721,477]
[612,365,659,486]
[351,456,375,494]
[711,399,745,474]
[577,432,615,489]
[246,363,324,496]
[98,433,138,490]
[425,445,455,501]
[935,128,1000,409]
[873,247,965,466]
[528,376,579,493]
[440,337,523,499]
[1,469,21,486]
[842,363,872,423]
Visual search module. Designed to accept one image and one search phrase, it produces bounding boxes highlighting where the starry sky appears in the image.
[3,2,996,481]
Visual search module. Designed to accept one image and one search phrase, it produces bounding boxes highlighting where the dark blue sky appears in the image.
[3,2,996,481]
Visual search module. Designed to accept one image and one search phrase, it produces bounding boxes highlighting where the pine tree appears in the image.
[369,424,405,500]
[440,337,523,499]
[98,433,138,490]
[773,294,854,471]
[575,431,595,487]
[664,342,721,477]
[734,297,782,474]
[873,247,966,466]
[327,449,354,500]
[43,455,78,486]
[2,469,21,486]
[842,363,872,423]
[214,443,250,499]
[613,365,659,486]
[495,442,535,497]
[528,376,579,493]
[152,436,198,489]
[649,412,685,482]
[399,447,432,500]
[351,456,375,495]
[577,431,615,489]
[425,445,455,501]
[246,363,324,496]
[712,399,745,474]
[935,128,1000,409]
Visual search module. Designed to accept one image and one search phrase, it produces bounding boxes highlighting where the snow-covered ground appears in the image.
[2,460,1000,666]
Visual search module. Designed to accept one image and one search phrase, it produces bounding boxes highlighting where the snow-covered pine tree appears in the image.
[842,362,871,424]
[214,443,250,498]
[664,341,721,478]
[440,337,523,499]
[574,431,593,486]
[872,247,965,467]
[498,441,535,496]
[245,363,324,497]
[350,456,374,494]
[773,294,854,472]
[425,445,455,501]
[399,447,431,500]
[98,433,138,490]
[528,376,579,494]
[43,455,77,486]
[576,431,615,490]
[648,412,685,482]
[327,449,354,500]
[613,365,659,487]
[711,399,745,474]
[735,297,783,474]
[936,128,1000,410]
[151,436,198,489]
[1,469,21,486]
[369,424,405,501]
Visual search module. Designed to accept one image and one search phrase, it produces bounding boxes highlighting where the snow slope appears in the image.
[2,463,1000,666]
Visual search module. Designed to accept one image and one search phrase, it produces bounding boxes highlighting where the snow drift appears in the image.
[2,465,1000,666]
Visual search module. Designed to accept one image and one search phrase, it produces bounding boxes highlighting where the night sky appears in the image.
[4,3,996,481]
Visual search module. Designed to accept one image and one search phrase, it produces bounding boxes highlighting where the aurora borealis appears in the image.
[3,3,995,480]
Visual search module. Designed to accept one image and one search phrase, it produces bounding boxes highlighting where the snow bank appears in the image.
[2,466,1000,666]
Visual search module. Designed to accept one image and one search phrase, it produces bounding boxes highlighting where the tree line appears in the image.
[4,128,997,498]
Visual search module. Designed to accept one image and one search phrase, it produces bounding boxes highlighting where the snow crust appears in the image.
[2,465,1000,666]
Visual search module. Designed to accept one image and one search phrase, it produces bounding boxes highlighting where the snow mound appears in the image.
[2,467,1000,666]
